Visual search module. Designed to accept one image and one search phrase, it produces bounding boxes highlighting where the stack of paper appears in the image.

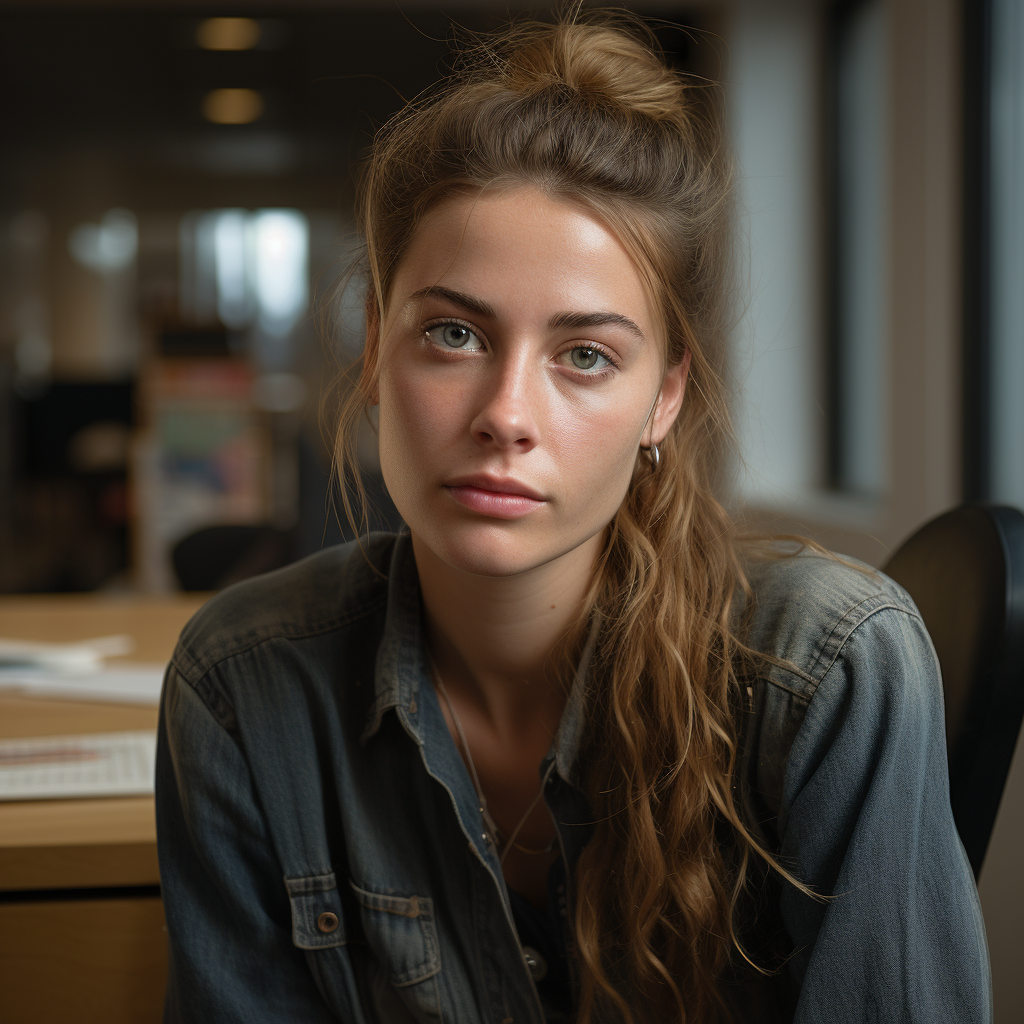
[0,634,134,671]
[0,730,157,801]
[0,635,166,705]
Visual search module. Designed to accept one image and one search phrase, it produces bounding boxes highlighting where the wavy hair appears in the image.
[333,11,808,1022]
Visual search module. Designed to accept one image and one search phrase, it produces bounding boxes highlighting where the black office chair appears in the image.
[883,504,1024,879]
[172,524,294,592]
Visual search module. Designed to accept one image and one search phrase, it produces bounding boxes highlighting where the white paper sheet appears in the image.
[0,730,157,801]
[0,635,135,672]
[0,664,167,705]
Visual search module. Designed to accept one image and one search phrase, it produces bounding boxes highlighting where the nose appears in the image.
[469,349,541,454]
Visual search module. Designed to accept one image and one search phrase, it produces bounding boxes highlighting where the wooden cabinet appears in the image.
[0,596,205,1024]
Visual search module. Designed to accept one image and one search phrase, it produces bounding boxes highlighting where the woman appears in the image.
[156,13,990,1023]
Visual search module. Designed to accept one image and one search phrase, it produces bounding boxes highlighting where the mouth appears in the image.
[443,474,546,520]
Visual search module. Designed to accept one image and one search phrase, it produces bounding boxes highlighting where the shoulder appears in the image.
[736,544,939,828]
[740,544,924,702]
[171,532,398,686]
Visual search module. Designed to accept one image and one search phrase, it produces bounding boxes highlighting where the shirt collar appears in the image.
[362,533,428,745]
[548,613,600,786]
[362,531,598,787]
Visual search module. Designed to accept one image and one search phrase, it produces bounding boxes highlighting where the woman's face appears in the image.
[375,187,687,578]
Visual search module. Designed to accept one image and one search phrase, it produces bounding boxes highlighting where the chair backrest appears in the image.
[171,524,292,592]
[882,504,1024,879]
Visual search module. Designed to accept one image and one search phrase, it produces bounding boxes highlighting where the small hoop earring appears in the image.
[642,443,659,469]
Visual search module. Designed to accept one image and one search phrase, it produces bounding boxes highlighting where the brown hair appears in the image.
[334,11,803,1022]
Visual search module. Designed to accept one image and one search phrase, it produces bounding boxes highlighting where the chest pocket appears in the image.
[350,880,444,1023]
[350,881,441,986]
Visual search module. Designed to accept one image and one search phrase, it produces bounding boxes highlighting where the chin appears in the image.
[431,527,547,578]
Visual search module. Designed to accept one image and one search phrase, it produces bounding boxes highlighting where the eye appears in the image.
[425,321,484,351]
[566,346,612,372]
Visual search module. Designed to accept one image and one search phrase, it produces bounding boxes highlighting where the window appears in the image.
[985,0,1024,506]
[729,1,822,506]
[827,0,889,496]
[179,208,309,369]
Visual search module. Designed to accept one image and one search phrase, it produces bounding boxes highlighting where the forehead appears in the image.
[388,187,657,333]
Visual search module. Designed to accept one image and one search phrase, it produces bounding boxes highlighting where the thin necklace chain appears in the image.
[426,650,556,865]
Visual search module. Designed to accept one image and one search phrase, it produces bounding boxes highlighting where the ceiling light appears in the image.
[197,17,261,51]
[202,88,264,125]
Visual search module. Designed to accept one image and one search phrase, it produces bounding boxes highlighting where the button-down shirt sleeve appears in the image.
[156,664,349,1024]
[776,604,993,1023]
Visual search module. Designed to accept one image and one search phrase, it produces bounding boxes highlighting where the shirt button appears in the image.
[523,945,548,981]
[317,911,339,934]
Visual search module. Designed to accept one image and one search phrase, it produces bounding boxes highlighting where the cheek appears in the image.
[548,394,645,500]
[376,370,419,482]
[376,362,461,485]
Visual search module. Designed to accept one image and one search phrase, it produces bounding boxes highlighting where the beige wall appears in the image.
[737,0,963,563]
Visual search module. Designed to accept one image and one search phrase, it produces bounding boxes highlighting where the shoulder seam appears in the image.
[165,661,238,733]
[171,594,389,690]
[804,601,925,709]
[756,597,922,702]
[756,673,814,702]
[807,596,920,683]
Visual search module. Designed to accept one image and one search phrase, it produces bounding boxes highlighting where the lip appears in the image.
[443,474,546,520]
[444,474,545,501]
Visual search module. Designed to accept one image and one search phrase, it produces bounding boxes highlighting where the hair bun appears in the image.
[474,19,688,124]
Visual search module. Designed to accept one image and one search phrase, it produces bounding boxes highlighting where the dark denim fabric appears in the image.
[156,532,992,1023]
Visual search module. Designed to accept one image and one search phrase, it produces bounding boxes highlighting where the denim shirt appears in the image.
[155,532,992,1023]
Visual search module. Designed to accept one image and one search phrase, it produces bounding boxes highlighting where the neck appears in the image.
[412,532,600,732]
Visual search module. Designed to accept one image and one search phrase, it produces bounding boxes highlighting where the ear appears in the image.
[647,349,690,446]
[362,287,382,405]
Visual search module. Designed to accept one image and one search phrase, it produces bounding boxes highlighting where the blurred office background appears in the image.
[0,0,1009,588]
[0,0,1021,1014]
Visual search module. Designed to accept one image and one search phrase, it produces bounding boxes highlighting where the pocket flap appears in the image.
[350,880,441,986]
[285,871,349,950]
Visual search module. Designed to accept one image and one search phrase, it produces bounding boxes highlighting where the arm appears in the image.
[156,664,343,1023]
[777,605,992,1023]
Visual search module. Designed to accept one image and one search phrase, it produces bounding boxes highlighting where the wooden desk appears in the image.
[0,594,206,1024]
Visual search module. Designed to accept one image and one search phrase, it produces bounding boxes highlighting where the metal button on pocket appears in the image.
[522,945,547,981]
[316,911,339,934]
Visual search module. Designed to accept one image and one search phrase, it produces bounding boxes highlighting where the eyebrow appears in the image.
[548,310,645,342]
[407,285,646,342]
[407,286,496,320]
